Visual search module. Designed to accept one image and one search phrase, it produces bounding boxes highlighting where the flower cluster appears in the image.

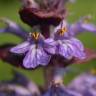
[0,0,96,96]
[10,19,87,69]
[1,16,96,69]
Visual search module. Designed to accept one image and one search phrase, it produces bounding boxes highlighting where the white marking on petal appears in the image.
[23,45,51,68]
[23,45,38,68]
[58,43,68,58]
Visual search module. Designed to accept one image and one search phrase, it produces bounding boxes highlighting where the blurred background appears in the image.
[0,0,96,86]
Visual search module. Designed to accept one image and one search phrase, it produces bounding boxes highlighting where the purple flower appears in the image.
[0,18,28,40]
[10,32,56,68]
[54,15,96,37]
[69,15,96,36]
[68,69,96,94]
[43,84,82,96]
[53,20,70,39]
[53,20,86,60]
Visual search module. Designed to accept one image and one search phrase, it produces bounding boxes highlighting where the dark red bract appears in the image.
[19,8,66,27]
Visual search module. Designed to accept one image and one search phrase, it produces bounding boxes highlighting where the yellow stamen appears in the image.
[59,27,67,36]
[91,69,96,75]
[84,18,90,24]
[32,32,40,40]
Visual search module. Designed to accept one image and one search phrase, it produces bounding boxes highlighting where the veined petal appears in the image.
[57,42,68,58]
[63,38,84,51]
[65,39,86,59]
[58,40,73,59]
[66,43,75,58]
[69,38,86,59]
[38,48,51,66]
[23,45,51,68]
[69,44,85,59]
[74,48,86,59]
[44,38,56,54]
[62,39,86,59]
[23,45,38,68]
[81,23,96,32]
[70,38,84,51]
[10,41,30,54]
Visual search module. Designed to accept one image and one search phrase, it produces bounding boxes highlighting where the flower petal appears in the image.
[68,38,86,59]
[23,45,38,68]
[56,41,70,59]
[66,43,75,58]
[65,38,84,51]
[10,41,30,54]
[23,45,51,68]
[56,40,73,59]
[40,51,51,66]
[57,39,86,59]
[73,38,84,51]
[81,23,96,32]
[65,39,86,59]
[59,44,68,57]
[44,38,56,54]
[73,46,86,59]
